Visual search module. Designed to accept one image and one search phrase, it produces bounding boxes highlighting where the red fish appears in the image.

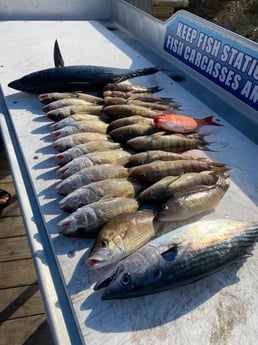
[154,114,223,133]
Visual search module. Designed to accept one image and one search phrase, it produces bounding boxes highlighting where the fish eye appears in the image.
[99,239,108,248]
[121,272,131,286]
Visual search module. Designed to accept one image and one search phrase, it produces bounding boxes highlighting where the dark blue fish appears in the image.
[8,40,160,93]
[94,219,258,299]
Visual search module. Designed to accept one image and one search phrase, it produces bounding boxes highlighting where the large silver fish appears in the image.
[94,219,258,299]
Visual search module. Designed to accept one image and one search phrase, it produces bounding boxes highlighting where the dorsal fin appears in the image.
[54,40,64,68]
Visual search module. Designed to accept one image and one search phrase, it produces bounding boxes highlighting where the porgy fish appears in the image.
[137,171,223,202]
[129,159,226,184]
[55,141,121,165]
[57,149,132,179]
[87,210,161,269]
[59,178,143,212]
[58,197,139,237]
[94,219,258,299]
[56,164,129,195]
[156,176,229,221]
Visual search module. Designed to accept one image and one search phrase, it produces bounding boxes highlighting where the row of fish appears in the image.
[8,43,258,301]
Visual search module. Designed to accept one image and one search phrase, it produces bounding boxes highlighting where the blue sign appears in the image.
[164,17,258,111]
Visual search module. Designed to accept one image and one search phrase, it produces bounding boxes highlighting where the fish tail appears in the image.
[119,66,160,82]
[202,116,223,127]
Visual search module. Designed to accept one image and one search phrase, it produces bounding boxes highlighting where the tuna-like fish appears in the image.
[59,178,143,212]
[58,197,139,237]
[87,210,161,269]
[94,219,258,299]
[8,40,160,93]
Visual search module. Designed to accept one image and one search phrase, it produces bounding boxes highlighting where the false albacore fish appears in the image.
[94,219,258,299]
[8,40,160,93]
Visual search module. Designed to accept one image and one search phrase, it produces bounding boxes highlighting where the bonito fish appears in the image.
[94,219,258,299]
[59,178,143,212]
[58,197,139,237]
[87,210,161,269]
[8,41,160,93]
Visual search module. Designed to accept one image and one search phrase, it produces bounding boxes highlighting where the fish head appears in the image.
[86,219,128,269]
[8,69,51,93]
[94,246,163,299]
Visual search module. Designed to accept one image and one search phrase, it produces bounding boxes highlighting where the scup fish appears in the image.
[127,133,211,152]
[154,114,223,133]
[94,219,258,300]
[137,171,223,202]
[128,159,226,184]
[156,176,229,222]
[87,210,161,269]
[103,104,160,120]
[56,164,129,195]
[51,120,108,138]
[103,96,128,106]
[129,150,197,166]
[52,132,109,152]
[59,178,143,212]
[109,123,159,143]
[55,141,121,165]
[127,99,179,112]
[94,219,258,299]
[39,91,103,105]
[58,197,139,237]
[107,116,154,132]
[57,149,131,179]
[46,105,103,121]
[103,82,162,93]
[51,113,101,130]
[8,40,160,93]
[128,93,173,103]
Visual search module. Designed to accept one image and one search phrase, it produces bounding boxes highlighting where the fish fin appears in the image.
[54,40,65,68]
[202,116,223,127]
[161,243,179,262]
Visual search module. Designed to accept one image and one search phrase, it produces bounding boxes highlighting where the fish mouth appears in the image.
[94,266,121,290]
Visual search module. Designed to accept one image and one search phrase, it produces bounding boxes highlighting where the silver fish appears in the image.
[94,219,258,299]
[55,141,121,165]
[57,149,131,179]
[56,164,129,195]
[59,178,143,212]
[58,197,139,237]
